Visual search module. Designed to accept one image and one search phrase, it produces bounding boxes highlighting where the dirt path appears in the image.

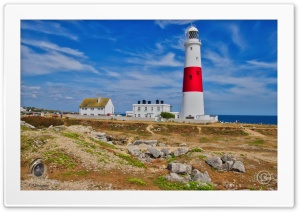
[146,124,155,134]
[243,128,265,137]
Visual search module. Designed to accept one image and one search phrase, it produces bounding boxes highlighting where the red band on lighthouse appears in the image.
[182,67,203,92]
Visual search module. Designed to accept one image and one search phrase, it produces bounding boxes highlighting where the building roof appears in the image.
[80,98,110,108]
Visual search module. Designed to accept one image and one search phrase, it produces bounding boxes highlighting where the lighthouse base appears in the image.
[194,114,218,121]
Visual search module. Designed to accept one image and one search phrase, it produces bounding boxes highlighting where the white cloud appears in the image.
[127,52,182,67]
[246,60,277,69]
[228,24,246,50]
[21,21,78,41]
[22,39,87,58]
[155,20,192,29]
[65,96,73,100]
[21,45,99,75]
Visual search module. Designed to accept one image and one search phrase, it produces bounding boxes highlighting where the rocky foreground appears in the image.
[21,117,277,190]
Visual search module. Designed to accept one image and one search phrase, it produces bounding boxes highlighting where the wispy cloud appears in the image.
[155,20,192,29]
[21,45,99,75]
[21,21,78,41]
[228,24,246,50]
[22,39,87,58]
[246,60,277,69]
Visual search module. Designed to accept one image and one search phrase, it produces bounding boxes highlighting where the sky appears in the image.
[21,20,277,115]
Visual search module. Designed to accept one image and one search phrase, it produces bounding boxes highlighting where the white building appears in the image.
[79,96,114,116]
[126,100,179,119]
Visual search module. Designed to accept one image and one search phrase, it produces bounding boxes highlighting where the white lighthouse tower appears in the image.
[180,25,205,119]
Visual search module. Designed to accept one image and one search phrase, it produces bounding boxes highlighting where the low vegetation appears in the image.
[21,116,63,128]
[44,149,77,169]
[127,177,147,186]
[117,153,146,168]
[156,176,214,190]
[160,112,175,119]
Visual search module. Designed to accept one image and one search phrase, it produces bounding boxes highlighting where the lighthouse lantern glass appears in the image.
[188,31,198,39]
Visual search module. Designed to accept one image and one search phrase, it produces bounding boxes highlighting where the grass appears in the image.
[166,153,177,163]
[89,137,117,149]
[117,153,146,168]
[156,176,214,190]
[63,132,81,139]
[249,138,264,146]
[190,147,203,152]
[199,155,207,159]
[21,134,53,152]
[127,177,147,186]
[202,127,249,136]
[199,137,210,143]
[59,170,89,177]
[44,149,77,169]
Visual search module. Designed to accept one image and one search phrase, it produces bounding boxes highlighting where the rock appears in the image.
[91,132,107,142]
[231,161,246,173]
[128,146,141,156]
[147,146,161,158]
[167,162,192,174]
[173,147,189,156]
[222,161,234,171]
[48,125,53,129]
[158,143,166,147]
[206,157,223,170]
[179,143,187,147]
[221,154,236,163]
[164,173,190,183]
[133,140,157,146]
[191,169,212,183]
[20,121,36,129]
[161,148,171,157]
[107,141,113,145]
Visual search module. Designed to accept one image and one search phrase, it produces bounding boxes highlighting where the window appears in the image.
[98,114,101,116]
[98,108,101,110]
[177,115,179,118]
[196,56,198,60]
[138,107,141,111]
[157,107,160,111]
[151,107,153,111]
[91,108,94,111]
[145,115,148,118]
[84,114,87,115]
[138,114,140,117]
[145,107,147,111]
[189,75,192,79]
[190,47,193,50]
[91,114,94,116]
[101,108,104,110]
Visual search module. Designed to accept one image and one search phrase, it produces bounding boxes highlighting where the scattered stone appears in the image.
[48,125,53,129]
[91,132,107,142]
[167,162,192,174]
[161,148,171,157]
[158,143,166,147]
[173,147,189,156]
[128,146,141,156]
[20,121,36,129]
[206,157,223,170]
[222,161,234,171]
[133,140,157,146]
[107,141,113,145]
[164,173,190,183]
[231,161,246,173]
[179,143,187,147]
[221,154,236,163]
[147,146,161,158]
[191,169,212,183]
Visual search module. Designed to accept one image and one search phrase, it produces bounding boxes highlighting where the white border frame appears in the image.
[3,3,294,207]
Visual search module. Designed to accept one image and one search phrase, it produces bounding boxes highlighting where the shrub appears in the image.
[21,116,63,129]
[190,147,203,152]
[127,177,147,186]
[160,112,175,119]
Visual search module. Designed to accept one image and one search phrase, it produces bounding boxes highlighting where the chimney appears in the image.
[161,100,164,104]
[97,95,102,103]
[142,100,146,104]
[148,101,151,104]
[156,99,159,104]
[138,100,140,104]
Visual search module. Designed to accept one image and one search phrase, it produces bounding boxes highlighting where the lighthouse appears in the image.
[180,25,205,119]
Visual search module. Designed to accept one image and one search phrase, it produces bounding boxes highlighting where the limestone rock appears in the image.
[133,140,157,146]
[167,162,192,174]
[161,148,171,157]
[164,173,190,183]
[206,157,223,170]
[221,154,236,163]
[173,147,189,156]
[192,169,212,183]
[222,161,234,171]
[128,146,141,157]
[231,161,246,173]
[147,146,161,158]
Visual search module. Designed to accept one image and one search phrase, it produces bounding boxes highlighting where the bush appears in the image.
[21,116,63,129]
[160,112,175,119]
[156,176,214,190]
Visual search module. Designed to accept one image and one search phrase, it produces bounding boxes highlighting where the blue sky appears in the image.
[21,20,277,115]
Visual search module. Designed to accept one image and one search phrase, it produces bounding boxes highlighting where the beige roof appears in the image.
[79,98,110,108]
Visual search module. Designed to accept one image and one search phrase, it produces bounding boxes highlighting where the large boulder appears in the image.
[164,173,191,183]
[161,148,171,157]
[91,132,107,142]
[173,147,189,156]
[128,146,141,156]
[222,161,234,171]
[167,162,192,174]
[221,154,236,163]
[133,140,157,146]
[231,161,246,173]
[147,146,161,158]
[206,157,223,170]
[191,169,212,183]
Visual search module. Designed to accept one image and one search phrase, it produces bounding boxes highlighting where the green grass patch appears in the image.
[199,137,210,143]
[199,155,207,159]
[117,153,145,168]
[166,153,177,163]
[62,132,81,139]
[156,176,214,190]
[127,177,147,186]
[89,137,117,149]
[249,139,264,146]
[190,147,203,152]
[44,149,76,169]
